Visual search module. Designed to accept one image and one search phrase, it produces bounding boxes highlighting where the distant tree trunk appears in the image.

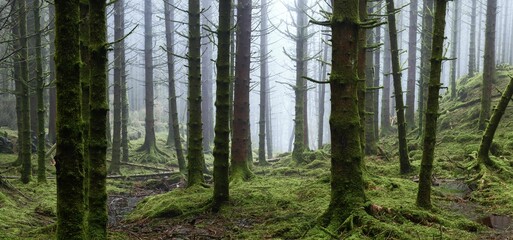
[48,4,56,145]
[318,35,328,149]
[230,0,253,182]
[416,0,448,210]
[138,0,159,160]
[357,0,367,153]
[478,0,497,130]
[87,0,108,237]
[110,0,123,175]
[418,0,434,137]
[406,0,418,128]
[477,2,483,71]
[34,0,45,183]
[55,0,86,238]
[18,0,32,184]
[201,0,214,153]
[468,0,477,77]
[164,0,186,172]
[11,0,22,167]
[228,0,235,140]
[500,1,509,63]
[478,77,513,169]
[364,7,376,155]
[212,0,231,210]
[449,0,458,99]
[266,90,273,158]
[187,0,206,186]
[373,5,381,140]
[321,0,367,230]
[381,27,391,136]
[386,0,411,174]
[258,0,269,166]
[120,1,129,164]
[292,0,307,164]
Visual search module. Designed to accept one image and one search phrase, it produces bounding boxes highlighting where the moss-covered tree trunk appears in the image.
[449,0,459,99]
[87,0,108,238]
[80,0,90,208]
[357,0,367,153]
[201,0,214,153]
[230,0,253,182]
[468,0,477,77]
[164,0,186,172]
[258,0,269,166]
[110,0,123,175]
[406,0,418,129]
[416,0,448,210]
[321,0,367,231]
[385,0,411,174]
[187,0,206,186]
[364,11,376,155]
[55,0,85,238]
[478,77,513,169]
[34,0,46,183]
[418,0,434,137]
[18,0,32,184]
[478,0,497,130]
[212,0,232,210]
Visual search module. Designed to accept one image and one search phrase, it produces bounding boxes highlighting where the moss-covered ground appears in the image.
[2,68,513,239]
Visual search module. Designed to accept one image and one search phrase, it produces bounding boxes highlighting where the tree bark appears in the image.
[373,4,381,140]
[201,0,214,153]
[55,0,85,238]
[32,0,45,183]
[416,0,448,210]
[258,0,269,166]
[449,0,458,99]
[406,0,418,128]
[418,0,434,137]
[468,0,477,77]
[364,5,376,155]
[110,0,123,175]
[381,27,391,136]
[120,0,129,164]
[357,0,367,153]
[478,0,497,130]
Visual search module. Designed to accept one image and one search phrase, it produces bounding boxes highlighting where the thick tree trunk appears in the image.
[55,0,85,238]
[87,0,108,237]
[386,0,411,174]
[258,0,269,166]
[418,0,434,137]
[110,0,123,175]
[478,0,497,130]
[164,0,186,173]
[449,0,458,99]
[416,0,448,210]
[34,0,45,183]
[468,0,477,77]
[187,0,206,186]
[406,0,418,128]
[321,0,367,231]
[201,0,214,153]
[212,0,232,210]
[79,0,90,205]
[230,0,253,181]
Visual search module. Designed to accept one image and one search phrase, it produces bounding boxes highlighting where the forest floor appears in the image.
[2,68,513,239]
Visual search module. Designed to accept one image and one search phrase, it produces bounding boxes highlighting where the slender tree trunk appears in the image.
[418,0,434,137]
[357,0,367,153]
[318,35,328,149]
[416,0,448,210]
[373,6,381,140]
[381,27,391,136]
[258,0,269,166]
[477,2,483,71]
[500,1,508,63]
[55,0,85,238]
[212,0,232,210]
[120,1,129,164]
[386,0,411,174]
[201,0,214,153]
[468,0,477,77]
[34,0,45,183]
[48,4,56,144]
[265,90,273,158]
[87,0,108,237]
[478,0,497,130]
[231,0,253,181]
[449,0,458,99]
[164,0,186,172]
[12,0,22,167]
[406,0,417,128]
[187,0,206,186]
[364,6,376,155]
[110,0,123,175]
[321,0,367,230]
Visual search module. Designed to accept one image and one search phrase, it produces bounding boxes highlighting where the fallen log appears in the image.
[106,160,176,172]
[107,172,182,180]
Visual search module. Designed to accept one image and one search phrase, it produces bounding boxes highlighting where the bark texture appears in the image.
[406,0,418,129]
[418,0,434,137]
[258,0,269,166]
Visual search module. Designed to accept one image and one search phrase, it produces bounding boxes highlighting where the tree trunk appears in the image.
[212,0,232,210]
[478,77,513,169]
[120,0,129,164]
[266,90,273,158]
[201,0,214,153]
[48,4,56,144]
[110,0,123,175]
[468,0,477,77]
[478,0,497,130]
[11,0,22,167]
[500,1,509,64]
[386,0,411,174]
[258,0,269,166]
[418,0,434,137]
[164,0,186,173]
[381,27,391,136]
[321,0,367,231]
[55,0,85,238]
[187,0,206,186]
[373,4,381,140]
[406,0,418,128]
[318,35,328,149]
[230,0,253,181]
[34,0,46,183]
[80,0,90,206]
[357,0,367,153]
[364,6,376,155]
[87,0,108,237]
[449,0,458,99]
[416,0,448,210]
[477,1,483,71]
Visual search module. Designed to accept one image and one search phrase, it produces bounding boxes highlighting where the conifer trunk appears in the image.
[34,0,46,183]
[55,0,85,238]
[364,5,376,155]
[406,0,418,128]
[258,0,269,166]
[416,0,448,209]
[201,0,214,153]
[468,0,477,77]
[318,35,328,149]
[418,0,434,137]
[357,0,367,153]
[449,0,458,99]
[110,0,123,175]
[381,27,391,135]
[120,0,129,164]
[373,6,381,140]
